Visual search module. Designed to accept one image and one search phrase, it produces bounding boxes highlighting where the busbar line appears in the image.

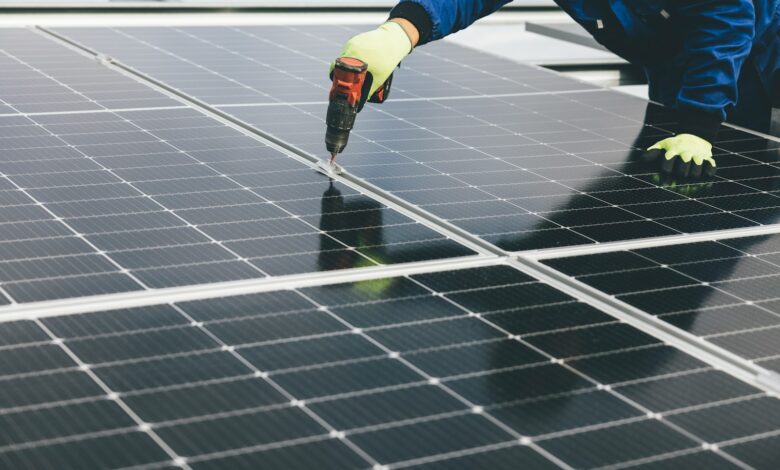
[33,25,780,397]
[520,223,780,261]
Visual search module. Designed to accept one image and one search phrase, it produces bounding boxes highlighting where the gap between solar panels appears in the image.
[0,105,191,119]
[31,25,780,396]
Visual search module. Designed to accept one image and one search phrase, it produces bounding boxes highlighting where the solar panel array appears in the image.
[0,24,777,469]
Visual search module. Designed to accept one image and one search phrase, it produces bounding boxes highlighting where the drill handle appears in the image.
[355,70,393,112]
[368,72,393,105]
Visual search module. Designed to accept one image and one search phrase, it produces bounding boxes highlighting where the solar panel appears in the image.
[0,29,180,114]
[0,106,475,303]
[52,25,597,106]
[1,23,778,470]
[51,26,780,254]
[544,233,780,374]
[231,92,780,249]
[0,264,772,469]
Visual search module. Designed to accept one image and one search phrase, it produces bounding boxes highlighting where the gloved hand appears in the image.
[330,21,413,99]
[642,134,717,178]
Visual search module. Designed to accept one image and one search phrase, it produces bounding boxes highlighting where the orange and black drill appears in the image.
[326,57,392,166]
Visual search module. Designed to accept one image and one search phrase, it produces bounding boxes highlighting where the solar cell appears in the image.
[0,106,474,303]
[544,232,780,374]
[0,29,180,113]
[0,264,772,468]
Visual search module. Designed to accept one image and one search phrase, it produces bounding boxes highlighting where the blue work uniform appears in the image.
[391,0,780,137]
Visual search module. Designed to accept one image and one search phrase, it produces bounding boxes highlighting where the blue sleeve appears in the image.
[675,0,756,121]
[401,0,514,40]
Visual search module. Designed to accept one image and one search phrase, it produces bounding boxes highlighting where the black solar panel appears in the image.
[230,91,780,250]
[0,29,180,113]
[52,25,597,105]
[0,264,771,469]
[544,233,780,374]
[52,26,780,252]
[0,106,474,302]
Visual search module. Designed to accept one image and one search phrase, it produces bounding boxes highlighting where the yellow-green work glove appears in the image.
[643,134,717,178]
[330,21,413,99]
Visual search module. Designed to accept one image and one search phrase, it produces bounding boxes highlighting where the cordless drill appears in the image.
[325,57,392,168]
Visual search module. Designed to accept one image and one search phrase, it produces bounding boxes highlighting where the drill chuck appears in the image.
[325,127,350,155]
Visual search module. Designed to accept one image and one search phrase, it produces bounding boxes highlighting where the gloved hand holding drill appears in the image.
[324,19,418,166]
[331,20,418,102]
[330,1,779,179]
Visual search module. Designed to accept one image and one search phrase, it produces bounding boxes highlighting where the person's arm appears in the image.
[331,1,510,100]
[674,0,756,142]
[388,17,421,48]
[643,1,756,178]
[389,0,513,45]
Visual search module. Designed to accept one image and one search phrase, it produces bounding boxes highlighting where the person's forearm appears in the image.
[388,17,420,48]
[389,1,432,45]
[389,0,512,44]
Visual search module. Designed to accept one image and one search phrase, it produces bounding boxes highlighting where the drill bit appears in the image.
[317,153,344,176]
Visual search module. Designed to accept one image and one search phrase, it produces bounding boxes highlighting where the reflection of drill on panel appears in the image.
[318,181,386,270]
